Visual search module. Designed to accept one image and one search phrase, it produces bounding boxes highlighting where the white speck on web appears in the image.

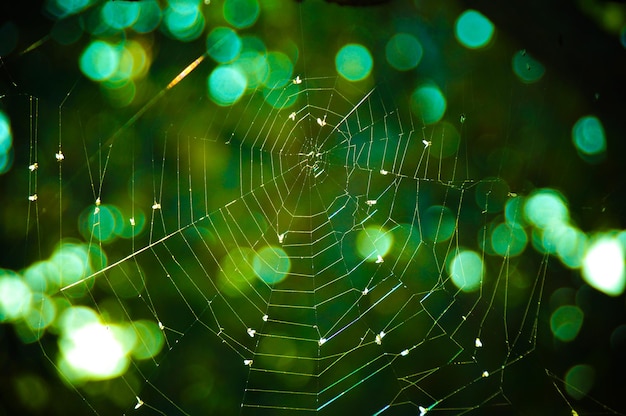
[134,396,144,409]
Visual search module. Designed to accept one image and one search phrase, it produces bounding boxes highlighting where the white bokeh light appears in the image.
[582,235,625,296]
[60,320,133,381]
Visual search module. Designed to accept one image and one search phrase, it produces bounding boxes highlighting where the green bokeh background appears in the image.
[1,0,626,415]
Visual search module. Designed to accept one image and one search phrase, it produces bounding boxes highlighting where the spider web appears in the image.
[44,74,538,415]
[3,1,625,416]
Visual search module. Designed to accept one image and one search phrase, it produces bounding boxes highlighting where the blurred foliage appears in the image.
[0,0,625,415]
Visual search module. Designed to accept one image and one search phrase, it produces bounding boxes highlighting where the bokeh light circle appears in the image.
[410,84,446,124]
[512,50,545,83]
[208,65,248,106]
[455,10,495,49]
[385,33,423,71]
[572,115,606,157]
[206,26,242,63]
[253,246,291,284]
[335,43,373,82]
[79,41,119,81]
[356,226,393,262]
[223,0,260,29]
[448,250,484,292]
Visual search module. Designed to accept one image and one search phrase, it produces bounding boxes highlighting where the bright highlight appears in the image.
[0,272,33,322]
[207,26,242,63]
[79,41,119,81]
[0,111,13,174]
[582,235,625,296]
[335,44,373,82]
[254,246,291,284]
[356,226,393,262]
[410,84,447,124]
[523,189,568,229]
[448,250,483,292]
[572,115,606,158]
[455,10,495,49]
[58,307,134,382]
[208,65,247,106]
